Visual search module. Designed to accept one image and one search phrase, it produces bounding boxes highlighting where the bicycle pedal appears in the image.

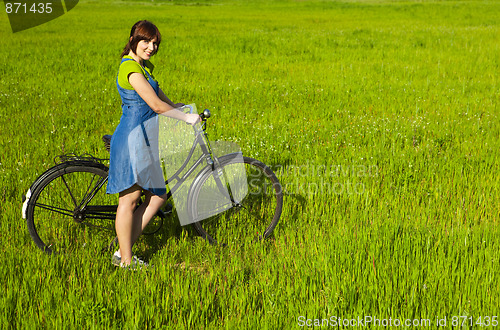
[164,203,173,214]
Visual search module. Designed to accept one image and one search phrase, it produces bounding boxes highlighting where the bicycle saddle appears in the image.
[102,135,112,152]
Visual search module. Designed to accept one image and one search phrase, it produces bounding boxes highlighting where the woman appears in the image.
[106,20,199,268]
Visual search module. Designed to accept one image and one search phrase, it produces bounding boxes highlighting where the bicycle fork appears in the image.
[197,128,239,207]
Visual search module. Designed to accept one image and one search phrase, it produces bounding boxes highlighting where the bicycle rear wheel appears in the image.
[189,156,283,245]
[25,161,116,254]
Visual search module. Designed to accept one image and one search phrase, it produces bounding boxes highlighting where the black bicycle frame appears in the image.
[82,121,218,220]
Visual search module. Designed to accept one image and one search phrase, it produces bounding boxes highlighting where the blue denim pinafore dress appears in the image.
[106,58,166,196]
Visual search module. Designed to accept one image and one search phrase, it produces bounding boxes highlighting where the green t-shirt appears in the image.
[117,55,156,90]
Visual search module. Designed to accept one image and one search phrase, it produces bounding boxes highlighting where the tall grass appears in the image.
[1,0,499,327]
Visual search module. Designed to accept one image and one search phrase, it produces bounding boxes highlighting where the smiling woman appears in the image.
[120,20,161,60]
[106,20,200,268]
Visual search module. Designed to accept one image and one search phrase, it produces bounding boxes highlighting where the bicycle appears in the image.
[21,108,283,254]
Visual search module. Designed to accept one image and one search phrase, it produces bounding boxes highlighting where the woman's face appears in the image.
[135,38,158,62]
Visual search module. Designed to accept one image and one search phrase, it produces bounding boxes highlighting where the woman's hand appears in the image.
[184,113,201,125]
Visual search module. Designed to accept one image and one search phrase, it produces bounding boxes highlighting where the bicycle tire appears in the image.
[189,155,283,245]
[25,161,116,254]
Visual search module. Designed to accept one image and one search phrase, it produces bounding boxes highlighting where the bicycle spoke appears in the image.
[77,176,108,211]
[60,173,78,208]
[60,170,103,210]
[33,202,73,217]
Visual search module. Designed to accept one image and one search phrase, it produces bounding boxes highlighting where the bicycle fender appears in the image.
[21,160,109,218]
[22,188,31,219]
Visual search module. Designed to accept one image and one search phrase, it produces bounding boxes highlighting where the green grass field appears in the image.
[1,0,499,327]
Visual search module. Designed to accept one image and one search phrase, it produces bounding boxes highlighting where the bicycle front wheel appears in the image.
[25,161,116,254]
[189,156,283,245]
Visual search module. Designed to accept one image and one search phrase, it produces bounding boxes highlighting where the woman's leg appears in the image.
[129,190,168,246]
[115,185,142,265]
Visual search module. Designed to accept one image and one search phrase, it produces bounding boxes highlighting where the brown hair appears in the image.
[121,20,162,58]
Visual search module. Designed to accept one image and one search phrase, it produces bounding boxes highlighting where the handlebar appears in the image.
[200,109,211,121]
[179,105,210,126]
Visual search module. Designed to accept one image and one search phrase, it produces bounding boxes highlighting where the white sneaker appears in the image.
[120,255,148,270]
[111,251,121,267]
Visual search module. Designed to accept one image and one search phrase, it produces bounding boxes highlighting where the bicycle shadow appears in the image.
[104,157,307,259]
[262,158,307,232]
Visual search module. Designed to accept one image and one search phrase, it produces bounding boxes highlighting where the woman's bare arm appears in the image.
[128,72,198,124]
[157,87,183,108]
